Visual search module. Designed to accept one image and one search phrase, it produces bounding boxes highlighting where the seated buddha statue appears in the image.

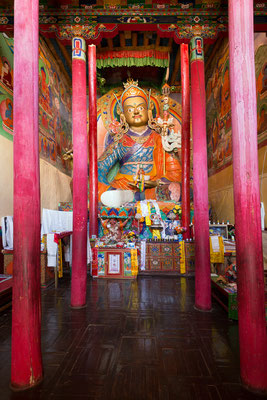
[98,79,181,201]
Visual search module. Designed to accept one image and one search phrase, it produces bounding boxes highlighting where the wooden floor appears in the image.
[0,276,264,399]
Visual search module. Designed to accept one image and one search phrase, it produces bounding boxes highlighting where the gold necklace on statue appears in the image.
[130,126,149,135]
[127,134,150,144]
[126,127,151,144]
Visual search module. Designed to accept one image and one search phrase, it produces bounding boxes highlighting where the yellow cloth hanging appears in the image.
[152,229,161,239]
[145,202,152,226]
[137,201,142,216]
[210,236,224,263]
[58,239,63,278]
[131,249,138,276]
[180,240,186,274]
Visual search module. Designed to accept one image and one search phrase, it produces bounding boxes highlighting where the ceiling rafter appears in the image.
[132,32,137,47]
[107,38,113,49]
[119,32,125,48]
[144,32,149,47]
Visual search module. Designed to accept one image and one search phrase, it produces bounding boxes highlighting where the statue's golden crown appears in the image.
[123,78,139,90]
[121,79,149,107]
[113,79,151,113]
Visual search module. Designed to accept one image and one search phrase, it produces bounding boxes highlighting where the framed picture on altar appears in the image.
[107,252,122,275]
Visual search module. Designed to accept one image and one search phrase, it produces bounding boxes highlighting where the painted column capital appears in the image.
[190,36,204,63]
[72,37,86,61]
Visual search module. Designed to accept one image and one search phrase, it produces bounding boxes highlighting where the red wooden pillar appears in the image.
[181,43,191,240]
[71,37,88,308]
[88,45,98,238]
[190,37,211,310]
[11,0,43,389]
[229,0,267,392]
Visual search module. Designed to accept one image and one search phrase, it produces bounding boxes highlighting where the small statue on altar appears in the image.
[98,79,181,202]
[100,218,128,242]
[134,165,146,192]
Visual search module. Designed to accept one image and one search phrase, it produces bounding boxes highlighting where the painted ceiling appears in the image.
[0,0,266,10]
[1,0,229,9]
[0,0,265,91]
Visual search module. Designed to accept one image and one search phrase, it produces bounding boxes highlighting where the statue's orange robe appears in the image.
[98,130,181,200]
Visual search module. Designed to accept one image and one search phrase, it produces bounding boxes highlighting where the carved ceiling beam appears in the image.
[124,31,131,40]
[119,32,125,48]
[97,44,170,54]
[155,35,160,47]
[39,24,119,45]
[107,37,113,49]
[132,32,137,47]
[143,33,149,47]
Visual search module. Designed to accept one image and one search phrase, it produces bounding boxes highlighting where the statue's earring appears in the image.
[120,113,126,124]
[148,109,153,124]
[119,113,129,134]
[148,104,160,133]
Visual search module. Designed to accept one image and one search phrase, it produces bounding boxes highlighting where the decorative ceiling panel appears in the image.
[1,0,266,10]
[0,0,265,43]
[0,0,229,10]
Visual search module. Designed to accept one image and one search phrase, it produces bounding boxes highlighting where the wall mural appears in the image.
[38,0,225,9]
[0,33,72,175]
[39,41,72,174]
[256,42,267,139]
[206,35,267,176]
[0,33,13,139]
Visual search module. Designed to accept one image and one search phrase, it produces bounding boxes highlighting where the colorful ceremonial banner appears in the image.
[130,249,138,276]
[210,235,224,263]
[97,49,169,69]
[58,239,63,278]
[179,240,185,274]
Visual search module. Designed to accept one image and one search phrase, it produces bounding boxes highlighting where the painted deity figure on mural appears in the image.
[0,57,12,89]
[98,79,181,202]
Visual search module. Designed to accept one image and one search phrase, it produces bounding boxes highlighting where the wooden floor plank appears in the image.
[0,276,263,399]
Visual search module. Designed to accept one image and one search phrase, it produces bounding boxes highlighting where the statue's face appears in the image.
[123,96,148,128]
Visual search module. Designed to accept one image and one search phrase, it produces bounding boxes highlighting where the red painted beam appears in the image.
[11,0,43,390]
[71,37,88,308]
[190,37,211,311]
[229,0,267,392]
[181,43,191,240]
[88,45,98,238]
